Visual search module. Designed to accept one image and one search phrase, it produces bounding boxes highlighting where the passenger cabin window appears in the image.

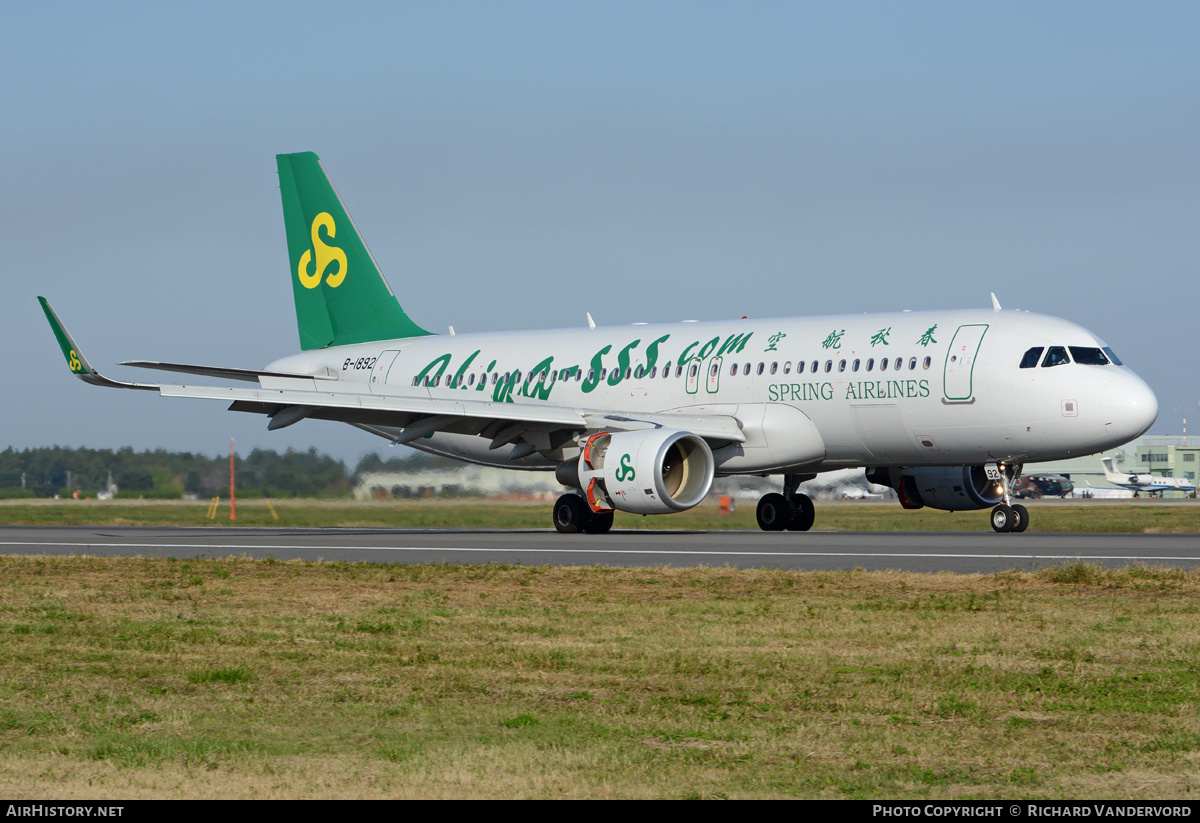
[1020,347,1044,369]
[908,357,917,370]
[797,361,805,374]
[1042,346,1070,367]
[879,358,888,372]
[852,358,860,372]
[866,358,874,371]
[1069,346,1109,365]
[730,363,738,376]
[838,359,846,372]
[757,363,765,375]
[783,361,791,374]
[770,362,778,375]
[810,360,818,373]
[922,356,931,370]
[824,360,833,373]
[893,357,902,371]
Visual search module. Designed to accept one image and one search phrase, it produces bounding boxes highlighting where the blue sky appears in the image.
[4,2,1197,466]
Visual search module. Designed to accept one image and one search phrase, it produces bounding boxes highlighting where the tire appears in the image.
[583,511,614,534]
[1010,503,1029,533]
[990,504,1015,533]
[553,494,591,534]
[786,493,815,532]
[756,493,793,531]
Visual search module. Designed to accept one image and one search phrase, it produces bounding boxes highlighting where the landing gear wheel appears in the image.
[1010,503,1029,533]
[584,511,614,534]
[553,494,592,534]
[786,493,815,532]
[757,493,793,531]
[991,504,1016,533]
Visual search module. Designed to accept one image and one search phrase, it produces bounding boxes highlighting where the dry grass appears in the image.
[2,556,1200,798]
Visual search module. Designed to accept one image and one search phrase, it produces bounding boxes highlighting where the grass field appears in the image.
[3,555,1200,799]
[1,497,1198,532]
[1,499,1197,798]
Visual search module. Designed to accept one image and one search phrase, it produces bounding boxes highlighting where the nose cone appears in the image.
[1100,372,1158,445]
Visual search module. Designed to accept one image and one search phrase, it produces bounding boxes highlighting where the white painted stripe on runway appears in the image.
[1,540,1199,563]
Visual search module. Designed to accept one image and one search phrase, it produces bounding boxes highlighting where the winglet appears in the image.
[38,297,156,390]
[990,292,1002,312]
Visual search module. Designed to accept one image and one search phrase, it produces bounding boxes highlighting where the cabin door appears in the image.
[943,325,988,402]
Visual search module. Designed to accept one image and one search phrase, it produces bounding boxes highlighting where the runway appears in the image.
[2,526,1199,573]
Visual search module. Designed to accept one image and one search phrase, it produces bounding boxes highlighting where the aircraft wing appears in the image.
[40,298,745,451]
[119,360,340,383]
[166,381,744,445]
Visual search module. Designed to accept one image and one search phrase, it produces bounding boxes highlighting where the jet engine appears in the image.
[557,429,714,515]
[866,466,1005,512]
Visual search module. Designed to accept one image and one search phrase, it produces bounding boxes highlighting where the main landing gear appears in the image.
[756,474,816,532]
[989,464,1029,533]
[552,493,613,534]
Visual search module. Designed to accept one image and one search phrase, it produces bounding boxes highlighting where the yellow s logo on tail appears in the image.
[297,212,348,289]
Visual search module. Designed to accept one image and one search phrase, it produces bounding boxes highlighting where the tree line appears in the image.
[0,446,458,499]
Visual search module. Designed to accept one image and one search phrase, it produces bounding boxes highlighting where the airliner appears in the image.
[1014,474,1075,499]
[40,152,1159,534]
[1099,457,1195,497]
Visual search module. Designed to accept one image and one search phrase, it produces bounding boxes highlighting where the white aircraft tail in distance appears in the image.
[40,152,1160,534]
[1099,457,1195,497]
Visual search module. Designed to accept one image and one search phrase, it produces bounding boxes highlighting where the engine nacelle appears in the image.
[867,465,1005,512]
[569,429,714,515]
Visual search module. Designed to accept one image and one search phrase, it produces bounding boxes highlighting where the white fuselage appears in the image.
[266,308,1158,475]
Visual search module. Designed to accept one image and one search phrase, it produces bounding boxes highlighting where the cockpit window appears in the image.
[1069,346,1109,365]
[1041,346,1070,367]
[1019,347,1043,369]
[1102,346,1124,366]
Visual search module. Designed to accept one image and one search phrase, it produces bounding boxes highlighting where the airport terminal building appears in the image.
[1027,434,1199,496]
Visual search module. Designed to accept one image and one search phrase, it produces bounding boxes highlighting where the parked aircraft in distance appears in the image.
[1014,474,1075,499]
[1099,457,1196,497]
[40,152,1159,534]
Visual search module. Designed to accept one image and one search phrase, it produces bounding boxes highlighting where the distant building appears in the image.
[354,466,568,500]
[1025,434,1198,496]
[1136,436,1199,486]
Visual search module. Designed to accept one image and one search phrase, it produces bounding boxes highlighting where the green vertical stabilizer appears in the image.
[277,152,433,350]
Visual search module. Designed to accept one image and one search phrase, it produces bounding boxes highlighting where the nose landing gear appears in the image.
[989,463,1029,533]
